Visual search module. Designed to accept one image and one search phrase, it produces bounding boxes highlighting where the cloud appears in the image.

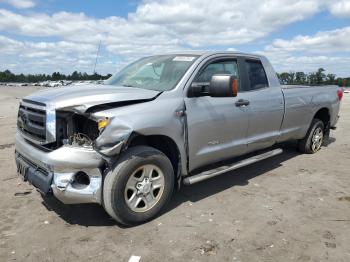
[328,0,350,17]
[259,26,350,76]
[0,35,96,57]
[258,48,350,77]
[0,35,102,73]
[0,0,35,9]
[268,54,350,77]
[267,27,350,53]
[0,0,324,46]
[131,0,324,46]
[0,0,349,74]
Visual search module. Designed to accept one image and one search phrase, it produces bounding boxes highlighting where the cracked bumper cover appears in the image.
[15,133,107,204]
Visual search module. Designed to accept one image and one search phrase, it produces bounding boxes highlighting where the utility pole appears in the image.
[93,40,102,74]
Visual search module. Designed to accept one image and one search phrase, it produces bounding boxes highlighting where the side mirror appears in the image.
[209,75,238,97]
[187,83,205,97]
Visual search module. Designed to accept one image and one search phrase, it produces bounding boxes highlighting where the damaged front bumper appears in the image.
[15,133,106,204]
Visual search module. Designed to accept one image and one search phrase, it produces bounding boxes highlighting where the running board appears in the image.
[183,148,283,185]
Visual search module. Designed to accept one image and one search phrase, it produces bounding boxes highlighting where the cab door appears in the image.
[184,57,250,171]
[242,59,284,152]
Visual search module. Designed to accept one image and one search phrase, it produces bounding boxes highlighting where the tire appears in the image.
[298,119,325,154]
[103,146,174,225]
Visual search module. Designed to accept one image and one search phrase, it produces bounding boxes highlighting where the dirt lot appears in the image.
[0,85,349,262]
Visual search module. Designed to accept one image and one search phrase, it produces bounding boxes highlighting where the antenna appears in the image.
[93,40,101,74]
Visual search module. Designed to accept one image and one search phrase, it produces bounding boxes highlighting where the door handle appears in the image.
[235,99,250,107]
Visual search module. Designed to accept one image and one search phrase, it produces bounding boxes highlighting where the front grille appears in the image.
[17,101,47,142]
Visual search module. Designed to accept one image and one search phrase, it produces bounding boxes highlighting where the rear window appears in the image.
[245,60,269,90]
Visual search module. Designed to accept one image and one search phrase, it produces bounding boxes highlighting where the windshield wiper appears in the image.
[122,84,135,87]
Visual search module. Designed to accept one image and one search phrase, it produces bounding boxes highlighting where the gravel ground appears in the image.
[0,85,349,262]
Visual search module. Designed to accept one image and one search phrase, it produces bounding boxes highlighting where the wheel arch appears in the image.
[125,133,182,188]
[313,107,330,133]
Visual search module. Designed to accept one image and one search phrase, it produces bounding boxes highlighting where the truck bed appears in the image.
[282,84,338,89]
[278,84,340,143]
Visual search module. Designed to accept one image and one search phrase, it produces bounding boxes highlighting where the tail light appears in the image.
[337,88,343,101]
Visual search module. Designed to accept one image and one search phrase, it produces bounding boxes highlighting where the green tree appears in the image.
[295,72,307,84]
[315,68,326,84]
[308,72,317,85]
[326,74,336,85]
[279,72,290,84]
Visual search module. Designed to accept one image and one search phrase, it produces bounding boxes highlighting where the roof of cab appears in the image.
[160,51,265,59]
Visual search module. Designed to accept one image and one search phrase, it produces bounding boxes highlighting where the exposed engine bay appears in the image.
[55,111,100,149]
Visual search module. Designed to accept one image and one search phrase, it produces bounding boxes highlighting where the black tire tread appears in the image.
[103,146,174,225]
[298,118,324,154]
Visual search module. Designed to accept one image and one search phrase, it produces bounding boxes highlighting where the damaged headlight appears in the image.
[97,117,109,131]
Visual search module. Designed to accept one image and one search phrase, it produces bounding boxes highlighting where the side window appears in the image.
[194,60,239,84]
[245,60,269,90]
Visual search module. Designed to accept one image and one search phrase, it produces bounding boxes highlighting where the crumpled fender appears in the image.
[94,118,133,153]
[90,95,188,175]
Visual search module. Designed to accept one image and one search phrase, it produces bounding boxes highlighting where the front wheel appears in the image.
[298,119,325,154]
[103,146,174,225]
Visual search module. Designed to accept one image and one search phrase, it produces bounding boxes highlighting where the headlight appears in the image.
[97,117,109,131]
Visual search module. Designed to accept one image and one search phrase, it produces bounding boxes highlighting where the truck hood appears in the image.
[24,84,161,113]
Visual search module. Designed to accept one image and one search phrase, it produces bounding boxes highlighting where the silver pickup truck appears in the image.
[15,52,343,225]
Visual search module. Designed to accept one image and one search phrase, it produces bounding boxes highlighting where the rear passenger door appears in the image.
[242,59,284,151]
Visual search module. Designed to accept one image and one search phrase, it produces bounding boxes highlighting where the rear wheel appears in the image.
[298,119,324,154]
[103,146,174,225]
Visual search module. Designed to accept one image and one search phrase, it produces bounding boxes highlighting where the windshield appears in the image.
[105,55,199,91]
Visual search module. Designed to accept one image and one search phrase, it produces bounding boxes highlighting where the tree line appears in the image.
[0,68,349,86]
[0,70,112,83]
[277,68,350,87]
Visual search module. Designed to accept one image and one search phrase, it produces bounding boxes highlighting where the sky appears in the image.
[0,0,349,76]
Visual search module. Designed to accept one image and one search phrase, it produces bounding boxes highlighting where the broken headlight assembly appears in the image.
[55,111,102,148]
[97,117,110,132]
[66,116,111,149]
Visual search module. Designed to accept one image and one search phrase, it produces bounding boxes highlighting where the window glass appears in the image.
[195,60,239,83]
[245,60,269,90]
[136,63,164,81]
[105,55,198,91]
